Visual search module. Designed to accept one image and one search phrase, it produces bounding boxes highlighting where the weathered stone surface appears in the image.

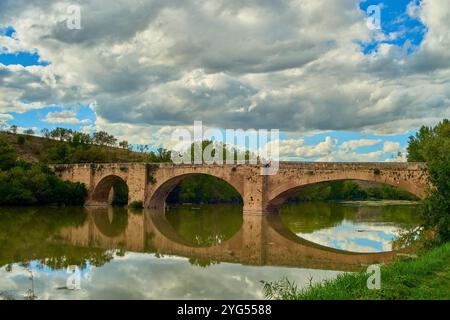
[51,162,430,214]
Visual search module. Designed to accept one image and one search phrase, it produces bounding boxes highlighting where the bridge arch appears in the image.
[267,175,425,213]
[146,172,244,210]
[91,207,129,237]
[91,175,129,205]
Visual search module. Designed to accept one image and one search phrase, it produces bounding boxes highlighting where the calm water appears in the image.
[0,202,419,300]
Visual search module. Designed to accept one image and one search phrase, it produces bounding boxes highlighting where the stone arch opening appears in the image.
[147,173,244,210]
[267,179,421,213]
[91,175,129,206]
[270,180,421,254]
[146,173,244,247]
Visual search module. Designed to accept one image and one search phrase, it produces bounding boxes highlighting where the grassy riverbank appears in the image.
[264,242,450,300]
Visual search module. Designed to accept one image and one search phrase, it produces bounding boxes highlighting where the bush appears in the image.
[129,200,143,209]
[0,138,17,171]
[0,164,87,206]
[17,135,25,145]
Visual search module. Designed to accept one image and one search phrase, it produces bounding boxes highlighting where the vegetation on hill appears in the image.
[0,128,171,164]
[0,138,86,206]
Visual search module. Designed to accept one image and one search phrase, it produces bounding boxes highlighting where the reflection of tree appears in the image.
[0,207,116,270]
[280,203,350,234]
[36,247,116,269]
[0,207,87,267]
[188,258,219,268]
[280,202,420,234]
[165,204,243,246]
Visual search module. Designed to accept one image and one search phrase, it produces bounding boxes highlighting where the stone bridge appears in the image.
[57,207,405,271]
[52,162,429,214]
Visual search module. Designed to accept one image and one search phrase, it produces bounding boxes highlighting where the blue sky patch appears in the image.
[1,26,49,66]
[0,25,15,37]
[359,0,427,55]
[7,104,96,132]
[0,51,50,67]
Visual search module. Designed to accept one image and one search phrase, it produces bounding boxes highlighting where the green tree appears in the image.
[0,164,86,206]
[92,131,117,146]
[50,127,73,141]
[41,128,51,138]
[0,138,17,171]
[119,140,129,150]
[70,131,92,147]
[407,119,450,243]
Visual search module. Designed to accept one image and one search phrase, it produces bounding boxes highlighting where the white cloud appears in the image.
[0,0,448,141]
[0,113,13,121]
[383,141,401,153]
[341,139,382,150]
[44,108,91,124]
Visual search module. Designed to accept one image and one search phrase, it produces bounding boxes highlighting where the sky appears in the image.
[0,0,449,161]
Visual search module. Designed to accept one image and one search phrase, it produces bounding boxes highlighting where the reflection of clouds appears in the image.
[297,221,401,253]
[1,253,341,299]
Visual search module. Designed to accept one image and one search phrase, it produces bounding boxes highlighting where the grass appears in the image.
[263,242,450,300]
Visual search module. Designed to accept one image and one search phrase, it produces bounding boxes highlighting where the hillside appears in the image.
[0,132,149,164]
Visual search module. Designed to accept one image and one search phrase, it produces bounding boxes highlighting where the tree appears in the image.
[92,131,117,147]
[41,128,51,138]
[50,127,73,141]
[407,119,450,243]
[0,138,17,170]
[119,140,129,150]
[407,125,434,162]
[70,131,92,147]
[155,147,171,162]
[24,128,34,135]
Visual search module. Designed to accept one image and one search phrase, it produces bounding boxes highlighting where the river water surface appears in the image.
[0,202,419,299]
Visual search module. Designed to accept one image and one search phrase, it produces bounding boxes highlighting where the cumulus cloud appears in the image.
[272,135,404,162]
[44,108,91,124]
[341,139,382,150]
[0,113,13,130]
[0,0,449,140]
[0,113,13,121]
[383,141,401,153]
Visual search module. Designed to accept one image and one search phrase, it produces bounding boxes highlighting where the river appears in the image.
[0,202,419,300]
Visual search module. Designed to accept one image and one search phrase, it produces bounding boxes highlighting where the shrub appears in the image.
[0,138,17,171]
[17,135,25,145]
[0,163,87,206]
[129,200,143,209]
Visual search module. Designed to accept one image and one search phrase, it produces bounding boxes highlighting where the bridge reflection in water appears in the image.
[58,207,402,272]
